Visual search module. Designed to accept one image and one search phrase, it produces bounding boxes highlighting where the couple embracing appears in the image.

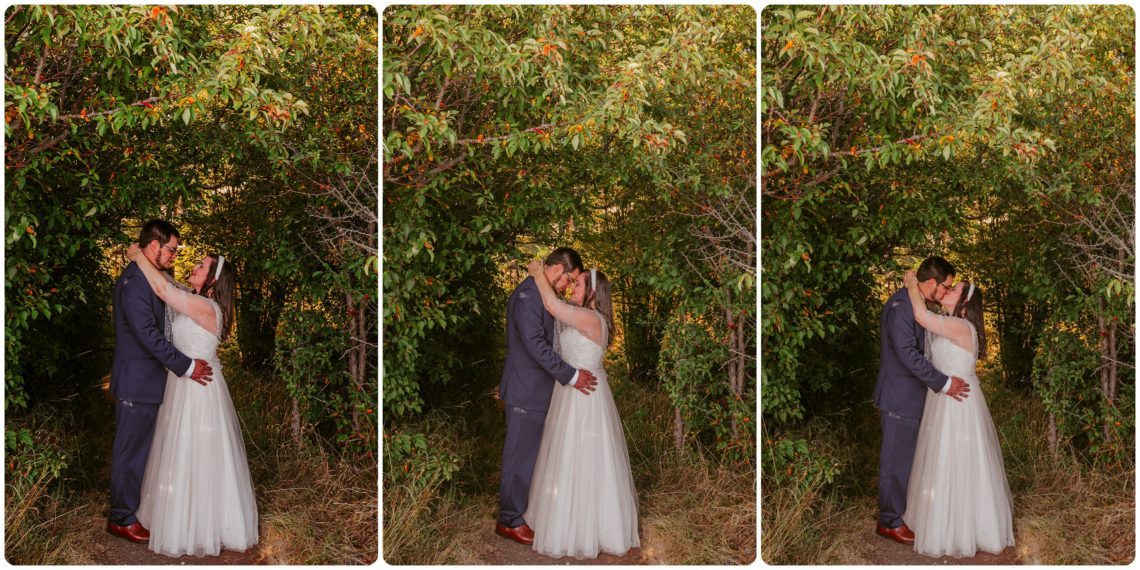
[495,247,640,559]
[875,256,1015,558]
[107,219,258,557]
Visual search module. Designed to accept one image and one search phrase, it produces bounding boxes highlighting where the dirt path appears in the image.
[84,516,264,565]
[866,531,1020,565]
[476,523,645,565]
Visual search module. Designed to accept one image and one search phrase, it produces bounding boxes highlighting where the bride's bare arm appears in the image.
[903,272,937,330]
[127,244,218,334]
[527,260,603,344]
[127,243,176,301]
[903,271,976,353]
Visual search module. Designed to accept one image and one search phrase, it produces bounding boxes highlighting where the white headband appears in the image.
[590,268,596,292]
[965,283,975,302]
[214,255,225,281]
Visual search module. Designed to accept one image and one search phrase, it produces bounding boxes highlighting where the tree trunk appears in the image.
[1097,298,1113,442]
[1047,412,1058,457]
[725,286,740,441]
[347,291,362,433]
[291,397,303,452]
[673,407,684,453]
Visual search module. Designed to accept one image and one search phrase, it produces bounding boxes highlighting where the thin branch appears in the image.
[27,131,70,155]
[455,121,567,145]
[56,96,165,121]
[34,49,44,84]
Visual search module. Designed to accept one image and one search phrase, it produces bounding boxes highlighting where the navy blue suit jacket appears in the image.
[873,288,949,417]
[111,262,193,404]
[499,277,576,412]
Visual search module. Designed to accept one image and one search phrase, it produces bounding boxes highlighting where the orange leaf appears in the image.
[911,54,921,66]
[782,39,794,53]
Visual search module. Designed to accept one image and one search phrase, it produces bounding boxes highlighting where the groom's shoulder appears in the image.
[510,277,541,304]
[883,288,911,312]
[115,262,137,283]
[116,263,149,292]
[514,276,536,291]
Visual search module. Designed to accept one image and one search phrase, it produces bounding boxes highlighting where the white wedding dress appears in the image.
[136,286,258,557]
[903,315,1014,558]
[525,307,640,559]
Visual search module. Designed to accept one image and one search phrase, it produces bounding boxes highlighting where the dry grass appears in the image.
[5,348,379,565]
[381,471,494,565]
[618,377,757,565]
[380,367,759,565]
[760,371,1136,565]
[1009,449,1135,564]
[380,404,494,565]
[227,357,378,565]
[640,454,756,564]
[256,448,378,564]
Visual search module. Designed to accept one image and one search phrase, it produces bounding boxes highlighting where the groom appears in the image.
[873,256,970,545]
[496,247,598,545]
[108,220,213,543]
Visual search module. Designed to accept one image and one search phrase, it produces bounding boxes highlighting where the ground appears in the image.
[477,523,645,566]
[866,530,1020,565]
[86,515,264,566]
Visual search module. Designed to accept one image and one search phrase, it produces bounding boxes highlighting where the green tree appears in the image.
[383,5,756,478]
[761,5,1133,481]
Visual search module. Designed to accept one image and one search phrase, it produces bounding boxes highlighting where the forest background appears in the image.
[761,5,1134,564]
[5,6,378,564]
[382,5,757,564]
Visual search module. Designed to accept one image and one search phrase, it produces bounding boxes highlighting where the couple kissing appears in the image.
[495,247,639,559]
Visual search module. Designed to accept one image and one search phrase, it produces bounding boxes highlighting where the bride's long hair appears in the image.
[584,269,614,348]
[951,282,986,359]
[199,254,236,341]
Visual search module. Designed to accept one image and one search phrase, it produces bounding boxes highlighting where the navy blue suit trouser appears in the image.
[878,410,921,528]
[109,399,159,526]
[498,405,547,528]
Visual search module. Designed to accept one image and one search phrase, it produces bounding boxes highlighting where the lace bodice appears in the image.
[556,309,608,377]
[169,310,221,361]
[926,321,978,380]
[164,280,223,362]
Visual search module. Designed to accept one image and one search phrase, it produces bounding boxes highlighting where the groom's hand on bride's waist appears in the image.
[573,369,597,395]
[188,358,214,386]
[946,376,970,402]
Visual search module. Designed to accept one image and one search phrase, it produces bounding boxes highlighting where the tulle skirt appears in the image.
[137,367,258,557]
[903,380,1014,558]
[525,373,640,559]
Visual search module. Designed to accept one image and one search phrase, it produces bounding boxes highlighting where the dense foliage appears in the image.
[761,5,1134,486]
[5,5,378,493]
[382,5,756,486]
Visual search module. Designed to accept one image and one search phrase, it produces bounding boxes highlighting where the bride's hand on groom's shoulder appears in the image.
[527,259,543,278]
[903,270,918,289]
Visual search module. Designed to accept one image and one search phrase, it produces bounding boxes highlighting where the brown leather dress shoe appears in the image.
[876,523,915,545]
[106,520,150,543]
[495,522,535,545]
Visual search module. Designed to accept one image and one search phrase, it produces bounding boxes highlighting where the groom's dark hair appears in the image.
[138,219,179,247]
[544,247,584,274]
[915,256,955,284]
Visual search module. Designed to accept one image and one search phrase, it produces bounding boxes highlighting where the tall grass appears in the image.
[4,348,379,565]
[4,395,92,564]
[760,371,1136,564]
[226,352,378,565]
[380,365,758,564]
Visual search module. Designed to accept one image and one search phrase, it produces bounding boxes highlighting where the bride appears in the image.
[127,244,258,557]
[523,260,639,559]
[901,270,1014,558]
